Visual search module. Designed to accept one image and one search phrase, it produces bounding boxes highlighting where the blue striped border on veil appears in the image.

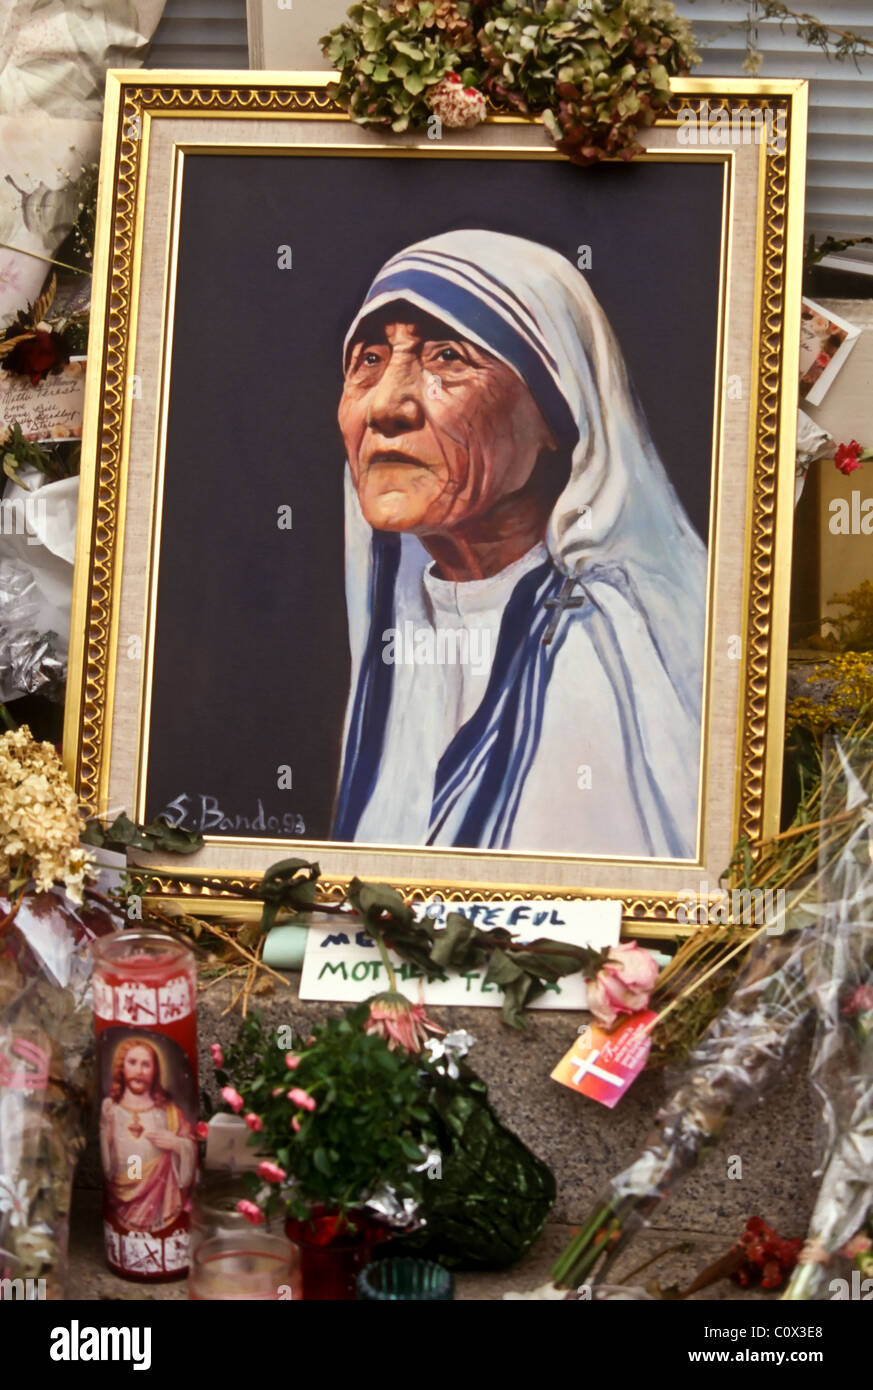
[332,531,401,841]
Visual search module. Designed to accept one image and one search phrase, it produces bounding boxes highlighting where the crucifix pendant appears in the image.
[542,576,586,645]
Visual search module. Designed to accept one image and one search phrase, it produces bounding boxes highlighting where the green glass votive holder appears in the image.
[357,1257,454,1301]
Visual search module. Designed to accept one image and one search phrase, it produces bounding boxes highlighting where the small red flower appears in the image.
[841,984,873,1016]
[285,1052,300,1070]
[244,1111,264,1132]
[220,1085,244,1114]
[291,1115,301,1133]
[730,1216,802,1290]
[842,1234,872,1259]
[195,1121,209,1140]
[210,1043,224,1067]
[287,1087,316,1112]
[835,440,863,476]
[236,1199,264,1226]
[2,328,69,385]
[257,1160,287,1183]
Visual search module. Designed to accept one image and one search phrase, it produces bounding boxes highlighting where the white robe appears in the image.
[351,543,699,857]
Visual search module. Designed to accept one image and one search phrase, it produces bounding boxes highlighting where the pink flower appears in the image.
[835,440,863,476]
[842,1234,872,1259]
[236,1199,264,1226]
[210,1043,224,1067]
[287,1087,317,1112]
[257,1160,287,1183]
[841,984,873,1017]
[244,1112,264,1132]
[272,1086,284,1096]
[285,1053,300,1070]
[586,943,659,1030]
[363,991,436,1054]
[221,1085,245,1114]
[291,1116,301,1133]
[195,1121,209,1140]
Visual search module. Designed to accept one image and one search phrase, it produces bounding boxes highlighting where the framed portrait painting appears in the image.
[63,72,808,932]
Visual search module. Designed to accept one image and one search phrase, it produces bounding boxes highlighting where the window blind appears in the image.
[675,1,873,239]
[144,0,249,70]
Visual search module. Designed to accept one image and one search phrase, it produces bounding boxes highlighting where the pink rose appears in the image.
[244,1112,264,1132]
[587,942,659,1030]
[210,1043,224,1067]
[287,1087,317,1112]
[221,1085,245,1114]
[257,1160,287,1183]
[285,1053,300,1070]
[236,1199,264,1226]
[195,1121,209,1140]
[291,1116,301,1133]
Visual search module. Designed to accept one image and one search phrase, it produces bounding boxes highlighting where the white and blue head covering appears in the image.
[332,230,706,855]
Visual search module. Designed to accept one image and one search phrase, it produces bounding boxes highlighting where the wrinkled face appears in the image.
[123,1045,155,1095]
[339,308,557,534]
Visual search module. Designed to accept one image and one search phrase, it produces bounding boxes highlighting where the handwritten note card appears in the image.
[0,358,85,442]
[298,898,622,1010]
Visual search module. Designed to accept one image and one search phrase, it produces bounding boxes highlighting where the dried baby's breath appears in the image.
[0,725,92,901]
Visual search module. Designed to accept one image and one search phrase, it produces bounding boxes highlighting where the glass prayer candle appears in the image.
[189,1233,296,1301]
[357,1257,454,1301]
[91,930,199,1281]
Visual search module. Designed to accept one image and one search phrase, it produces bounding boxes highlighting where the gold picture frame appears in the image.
[64,72,808,935]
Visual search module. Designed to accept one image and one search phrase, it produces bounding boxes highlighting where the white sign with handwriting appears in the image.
[298,898,621,1010]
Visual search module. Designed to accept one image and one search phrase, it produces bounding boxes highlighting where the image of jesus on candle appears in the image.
[99,1036,197,1232]
[332,230,706,858]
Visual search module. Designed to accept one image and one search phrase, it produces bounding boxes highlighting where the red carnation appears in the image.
[731,1216,802,1290]
[834,440,863,476]
[2,328,70,385]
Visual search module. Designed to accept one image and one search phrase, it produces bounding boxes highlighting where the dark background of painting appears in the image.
[145,152,724,840]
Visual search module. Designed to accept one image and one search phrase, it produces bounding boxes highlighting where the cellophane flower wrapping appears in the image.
[0,888,114,1297]
[784,737,873,1300]
[554,898,818,1288]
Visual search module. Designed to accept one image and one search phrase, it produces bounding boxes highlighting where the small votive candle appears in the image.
[189,1232,297,1301]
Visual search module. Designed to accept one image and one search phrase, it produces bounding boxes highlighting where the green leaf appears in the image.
[429,912,481,969]
[81,811,204,856]
[402,71,425,95]
[393,40,424,61]
[313,1147,332,1175]
[257,857,321,932]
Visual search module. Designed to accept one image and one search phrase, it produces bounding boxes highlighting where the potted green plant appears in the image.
[213,1000,440,1298]
[214,989,557,1297]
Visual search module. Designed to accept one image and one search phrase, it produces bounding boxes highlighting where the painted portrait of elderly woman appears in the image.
[332,231,705,859]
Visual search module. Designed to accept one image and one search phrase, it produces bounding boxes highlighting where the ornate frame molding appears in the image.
[65,75,807,930]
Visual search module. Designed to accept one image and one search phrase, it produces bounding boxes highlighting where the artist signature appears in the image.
[161,794,305,838]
